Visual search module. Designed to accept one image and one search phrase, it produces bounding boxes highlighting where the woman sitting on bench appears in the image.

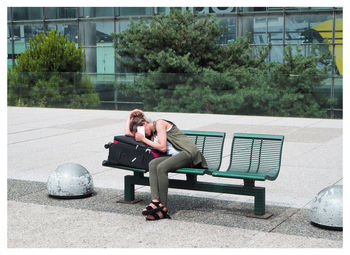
[125,109,207,220]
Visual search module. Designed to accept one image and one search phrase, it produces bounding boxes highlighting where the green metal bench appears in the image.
[102,131,284,217]
[208,133,284,217]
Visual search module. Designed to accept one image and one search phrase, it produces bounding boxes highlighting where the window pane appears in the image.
[45,7,77,19]
[237,7,260,12]
[12,25,25,54]
[116,19,132,33]
[79,21,114,45]
[24,24,45,45]
[267,7,284,11]
[268,45,283,63]
[289,44,323,58]
[217,17,236,44]
[333,77,342,109]
[96,21,114,43]
[335,14,343,75]
[8,59,13,69]
[12,7,43,20]
[252,15,267,44]
[240,14,271,44]
[267,14,283,44]
[309,7,335,11]
[12,24,44,54]
[79,21,114,73]
[334,44,342,75]
[117,7,152,16]
[8,7,11,21]
[239,15,261,42]
[8,25,12,53]
[155,7,166,15]
[8,24,13,68]
[285,13,333,45]
[46,23,78,43]
[116,18,151,33]
[97,44,115,73]
[79,7,113,17]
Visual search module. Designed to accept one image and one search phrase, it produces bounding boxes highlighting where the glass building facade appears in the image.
[7,7,343,117]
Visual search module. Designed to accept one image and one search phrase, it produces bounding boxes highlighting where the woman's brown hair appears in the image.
[129,116,146,133]
[129,111,151,133]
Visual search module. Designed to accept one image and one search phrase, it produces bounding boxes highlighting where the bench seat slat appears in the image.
[175,168,206,175]
[182,130,225,137]
[234,133,284,140]
[211,170,267,181]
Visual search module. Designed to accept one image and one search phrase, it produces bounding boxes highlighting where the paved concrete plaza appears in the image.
[7,106,343,248]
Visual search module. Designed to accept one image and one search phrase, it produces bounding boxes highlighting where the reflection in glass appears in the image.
[45,7,77,19]
[96,45,115,74]
[11,24,44,53]
[116,20,131,33]
[334,14,343,75]
[155,7,166,15]
[268,45,283,63]
[46,23,78,43]
[117,7,152,16]
[17,24,45,52]
[267,15,283,44]
[285,13,332,44]
[8,25,13,55]
[79,21,114,45]
[239,15,267,44]
[79,7,113,17]
[116,18,151,33]
[217,17,236,44]
[25,24,45,38]
[12,7,43,20]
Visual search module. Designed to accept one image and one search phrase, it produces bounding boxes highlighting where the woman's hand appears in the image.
[135,132,145,142]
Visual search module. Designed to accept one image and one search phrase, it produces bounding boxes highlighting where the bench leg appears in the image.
[116,175,142,204]
[254,189,265,215]
[117,173,147,204]
[247,188,273,219]
[124,175,135,201]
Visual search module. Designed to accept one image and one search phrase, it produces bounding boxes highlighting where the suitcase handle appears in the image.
[104,142,112,149]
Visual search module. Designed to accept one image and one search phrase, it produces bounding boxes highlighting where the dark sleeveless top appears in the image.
[152,120,208,168]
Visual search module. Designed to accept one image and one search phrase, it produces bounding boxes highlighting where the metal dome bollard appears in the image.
[310,185,343,230]
[47,163,94,198]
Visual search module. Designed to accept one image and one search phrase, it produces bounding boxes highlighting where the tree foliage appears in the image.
[115,9,332,117]
[114,10,225,73]
[8,30,100,108]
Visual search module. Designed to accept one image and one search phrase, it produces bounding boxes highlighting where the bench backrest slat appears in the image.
[182,130,225,171]
[227,133,284,180]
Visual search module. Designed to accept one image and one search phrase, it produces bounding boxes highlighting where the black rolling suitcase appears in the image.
[103,135,163,171]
